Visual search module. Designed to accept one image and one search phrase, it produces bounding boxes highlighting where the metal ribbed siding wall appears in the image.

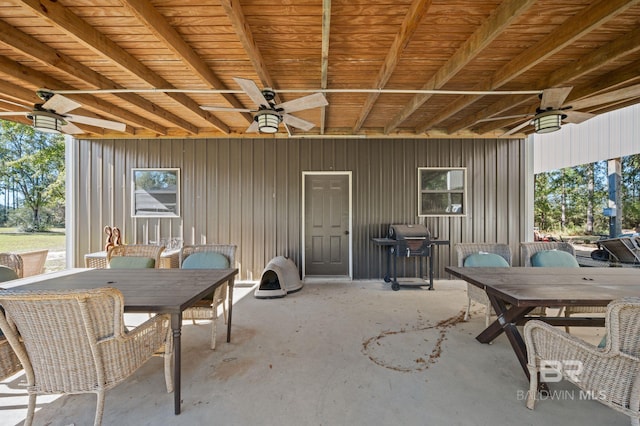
[533,103,640,173]
[72,137,527,280]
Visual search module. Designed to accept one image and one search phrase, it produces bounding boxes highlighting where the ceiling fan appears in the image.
[200,78,328,133]
[0,89,126,135]
[477,87,595,136]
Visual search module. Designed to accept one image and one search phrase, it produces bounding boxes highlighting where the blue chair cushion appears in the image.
[182,252,230,300]
[463,252,509,267]
[109,257,155,269]
[597,334,607,349]
[0,266,18,282]
[182,252,230,269]
[531,250,579,267]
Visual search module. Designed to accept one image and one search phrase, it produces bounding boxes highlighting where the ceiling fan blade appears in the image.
[275,93,328,114]
[60,122,84,134]
[42,94,82,114]
[563,110,595,124]
[200,106,252,112]
[0,99,31,110]
[282,113,315,131]
[540,87,572,110]
[500,119,531,137]
[0,111,28,116]
[245,120,260,133]
[234,77,269,107]
[66,114,126,132]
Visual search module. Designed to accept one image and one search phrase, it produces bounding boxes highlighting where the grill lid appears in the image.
[388,224,430,240]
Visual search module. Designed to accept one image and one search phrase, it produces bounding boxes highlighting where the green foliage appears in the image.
[0,121,65,231]
[621,155,640,228]
[535,154,639,235]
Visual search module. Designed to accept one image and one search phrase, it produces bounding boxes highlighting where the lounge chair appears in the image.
[598,237,640,265]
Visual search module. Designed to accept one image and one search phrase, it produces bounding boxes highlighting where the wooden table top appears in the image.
[445,266,640,307]
[4,268,238,313]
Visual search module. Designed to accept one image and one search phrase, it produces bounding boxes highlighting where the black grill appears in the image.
[371,223,449,291]
[388,224,432,257]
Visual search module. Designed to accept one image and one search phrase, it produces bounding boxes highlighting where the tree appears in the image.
[0,121,65,231]
[622,154,640,228]
[535,157,633,236]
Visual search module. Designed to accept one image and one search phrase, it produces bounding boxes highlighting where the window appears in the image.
[131,168,180,217]
[418,167,466,216]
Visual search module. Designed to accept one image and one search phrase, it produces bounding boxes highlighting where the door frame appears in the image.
[301,171,353,279]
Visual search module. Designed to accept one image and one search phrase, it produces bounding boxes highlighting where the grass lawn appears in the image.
[0,227,66,272]
[0,227,66,253]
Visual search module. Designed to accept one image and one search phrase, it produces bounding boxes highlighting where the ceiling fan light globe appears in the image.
[256,110,281,133]
[532,111,562,134]
[30,111,65,134]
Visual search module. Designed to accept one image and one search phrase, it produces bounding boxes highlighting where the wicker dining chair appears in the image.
[455,243,512,327]
[524,297,640,426]
[520,241,577,267]
[0,333,21,381]
[0,264,22,379]
[0,287,173,426]
[0,253,24,278]
[106,244,165,269]
[179,244,237,349]
[521,241,606,327]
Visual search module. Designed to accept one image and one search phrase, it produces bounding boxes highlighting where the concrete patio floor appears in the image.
[0,279,627,426]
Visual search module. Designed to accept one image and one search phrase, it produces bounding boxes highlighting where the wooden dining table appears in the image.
[3,267,238,415]
[445,266,640,381]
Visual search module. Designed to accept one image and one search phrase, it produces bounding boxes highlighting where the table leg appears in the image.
[171,313,182,415]
[226,278,234,343]
[476,303,533,343]
[478,295,535,380]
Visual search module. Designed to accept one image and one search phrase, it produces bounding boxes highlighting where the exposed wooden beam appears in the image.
[120,0,252,124]
[219,0,276,90]
[0,80,41,107]
[543,27,640,91]
[0,56,154,135]
[17,0,230,134]
[452,25,640,134]
[384,0,536,134]
[566,59,640,104]
[587,96,640,115]
[416,0,640,134]
[352,0,433,133]
[319,0,331,134]
[0,20,189,135]
[570,83,640,111]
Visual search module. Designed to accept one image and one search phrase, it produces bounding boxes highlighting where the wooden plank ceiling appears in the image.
[0,0,639,139]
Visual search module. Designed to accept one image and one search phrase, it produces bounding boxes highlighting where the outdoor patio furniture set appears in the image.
[456,241,607,327]
[452,240,640,426]
[0,243,237,425]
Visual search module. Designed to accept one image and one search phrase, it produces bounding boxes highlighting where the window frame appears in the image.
[131,168,181,218]
[417,167,467,217]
